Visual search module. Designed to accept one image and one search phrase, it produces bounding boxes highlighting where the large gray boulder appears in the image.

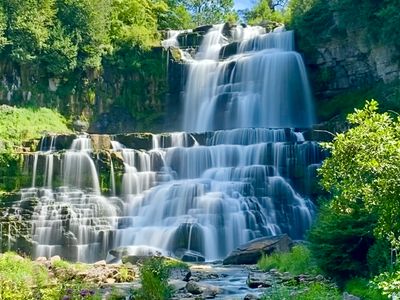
[223,234,293,265]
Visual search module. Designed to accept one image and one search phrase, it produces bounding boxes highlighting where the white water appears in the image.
[183,25,314,132]
[15,24,323,262]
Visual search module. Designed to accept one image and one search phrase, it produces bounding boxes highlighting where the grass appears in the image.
[0,105,71,150]
[262,282,341,300]
[0,252,100,300]
[134,257,174,300]
[345,277,386,300]
[257,245,318,275]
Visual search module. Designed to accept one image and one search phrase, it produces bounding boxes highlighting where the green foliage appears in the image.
[0,252,102,300]
[134,257,173,300]
[261,282,341,300]
[41,22,78,76]
[0,106,71,149]
[308,202,376,281]
[3,0,56,64]
[367,238,392,276]
[0,252,48,300]
[56,0,112,70]
[372,271,400,298]
[345,277,387,300]
[287,0,400,60]
[319,100,400,248]
[0,106,71,192]
[257,245,317,275]
[286,0,333,54]
[182,0,235,26]
[245,0,286,26]
[0,5,7,49]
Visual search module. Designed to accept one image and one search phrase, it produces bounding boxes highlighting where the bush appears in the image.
[345,277,386,300]
[308,204,375,282]
[262,282,341,300]
[134,257,173,300]
[0,252,101,300]
[257,245,317,275]
[371,271,400,298]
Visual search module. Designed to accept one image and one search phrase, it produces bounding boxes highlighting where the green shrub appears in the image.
[257,245,317,275]
[262,282,341,300]
[308,204,375,282]
[371,270,400,298]
[134,257,173,300]
[345,277,386,300]
[0,252,101,300]
[0,252,48,300]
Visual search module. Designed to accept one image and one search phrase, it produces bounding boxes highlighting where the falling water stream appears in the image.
[14,24,323,264]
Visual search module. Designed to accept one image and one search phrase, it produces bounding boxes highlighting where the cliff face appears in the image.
[0,48,168,133]
[290,2,400,125]
[304,27,399,100]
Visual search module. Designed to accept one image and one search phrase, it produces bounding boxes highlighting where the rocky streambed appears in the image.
[31,256,334,300]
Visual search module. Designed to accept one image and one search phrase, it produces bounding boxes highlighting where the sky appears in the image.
[234,0,255,10]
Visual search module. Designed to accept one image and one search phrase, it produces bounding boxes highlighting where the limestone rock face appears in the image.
[222,234,293,265]
[304,26,400,102]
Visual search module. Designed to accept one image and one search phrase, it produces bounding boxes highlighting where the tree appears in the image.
[3,0,56,63]
[56,0,112,70]
[319,100,400,249]
[0,5,7,50]
[182,0,234,26]
[109,0,160,50]
[244,0,286,26]
[156,0,193,29]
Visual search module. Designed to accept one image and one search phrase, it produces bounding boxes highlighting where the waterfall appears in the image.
[13,23,323,263]
[183,25,314,132]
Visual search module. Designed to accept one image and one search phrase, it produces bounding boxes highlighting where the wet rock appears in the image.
[90,135,111,151]
[177,32,203,48]
[223,234,293,265]
[183,271,192,282]
[186,280,203,294]
[193,25,213,34]
[244,294,260,300]
[247,272,273,288]
[170,279,187,291]
[203,285,220,298]
[115,245,166,264]
[114,133,153,150]
[219,42,239,59]
[177,249,205,263]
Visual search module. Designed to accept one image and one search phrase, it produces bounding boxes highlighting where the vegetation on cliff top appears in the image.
[0,105,71,193]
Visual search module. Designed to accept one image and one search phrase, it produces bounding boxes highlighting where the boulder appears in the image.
[244,294,260,300]
[186,280,203,295]
[247,272,274,288]
[72,119,89,132]
[182,252,205,263]
[223,234,293,265]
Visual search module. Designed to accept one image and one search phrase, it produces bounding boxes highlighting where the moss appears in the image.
[316,79,400,123]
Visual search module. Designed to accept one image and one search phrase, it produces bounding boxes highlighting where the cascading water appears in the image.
[23,136,119,262]
[13,24,324,263]
[183,26,314,132]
